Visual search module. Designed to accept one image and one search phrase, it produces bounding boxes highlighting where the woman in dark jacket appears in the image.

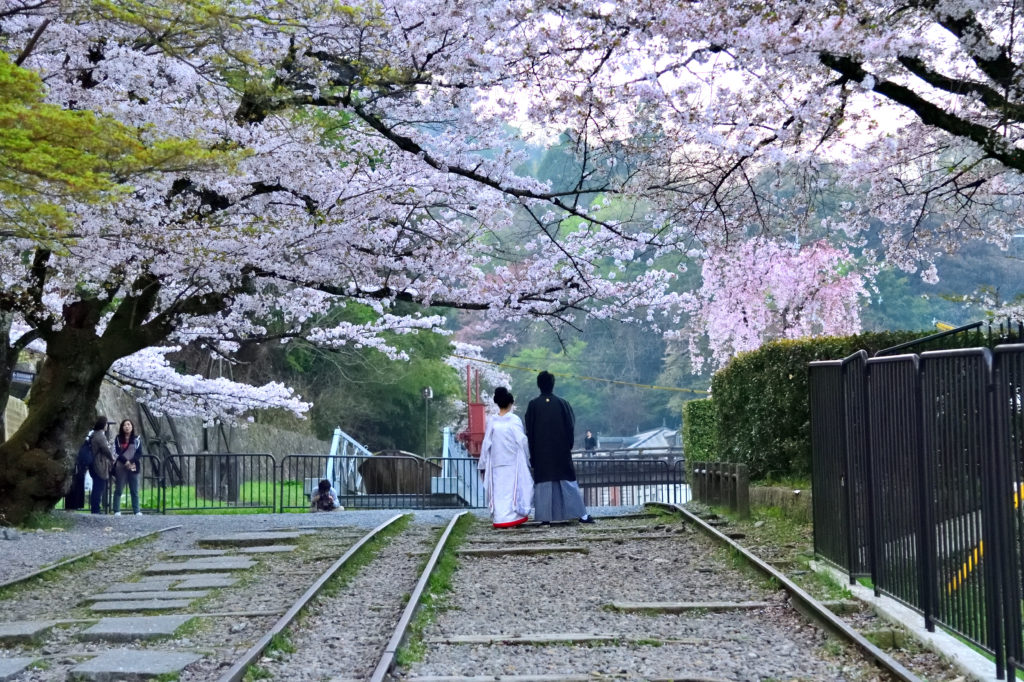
[112,419,144,515]
[88,416,115,514]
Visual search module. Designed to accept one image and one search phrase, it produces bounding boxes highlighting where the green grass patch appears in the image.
[17,511,74,530]
[242,665,272,681]
[819,636,845,657]
[395,514,475,667]
[644,504,683,520]
[266,631,295,656]
[800,568,852,601]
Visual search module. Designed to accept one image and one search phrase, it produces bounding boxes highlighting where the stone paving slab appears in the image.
[235,544,297,553]
[165,548,229,557]
[89,599,192,612]
[89,590,210,602]
[173,575,239,589]
[143,557,255,574]
[0,620,58,644]
[382,671,598,675]
[105,579,176,592]
[150,572,237,583]
[425,633,619,645]
[0,657,34,680]
[79,615,195,642]
[608,600,774,613]
[456,545,589,557]
[197,531,303,547]
[397,671,729,675]
[469,534,677,545]
[68,649,201,680]
[424,633,711,646]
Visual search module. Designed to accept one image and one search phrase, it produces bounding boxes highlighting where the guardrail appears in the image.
[62,450,688,513]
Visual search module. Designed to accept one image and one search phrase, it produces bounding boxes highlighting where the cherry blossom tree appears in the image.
[3,0,1023,522]
[671,239,868,373]
[0,0,681,522]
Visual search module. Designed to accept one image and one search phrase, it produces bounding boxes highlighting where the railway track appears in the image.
[0,508,936,681]
[0,514,470,681]
[389,510,921,682]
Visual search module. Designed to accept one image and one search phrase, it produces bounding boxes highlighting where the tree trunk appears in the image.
[0,312,15,443]
[0,310,107,525]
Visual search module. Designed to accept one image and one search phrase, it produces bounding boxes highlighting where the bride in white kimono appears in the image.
[478,387,534,528]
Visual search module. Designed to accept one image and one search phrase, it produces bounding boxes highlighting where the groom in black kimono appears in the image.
[523,371,594,524]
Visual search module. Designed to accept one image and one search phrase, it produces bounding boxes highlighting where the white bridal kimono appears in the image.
[478,411,534,527]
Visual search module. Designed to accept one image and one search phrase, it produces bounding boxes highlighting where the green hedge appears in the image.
[709,329,982,481]
[682,398,718,462]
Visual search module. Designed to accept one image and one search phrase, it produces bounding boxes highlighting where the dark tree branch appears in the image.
[896,55,1024,121]
[819,52,1024,172]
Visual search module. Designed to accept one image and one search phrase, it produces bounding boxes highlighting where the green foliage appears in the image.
[681,398,718,462]
[711,330,959,480]
[0,51,233,246]
[501,324,681,440]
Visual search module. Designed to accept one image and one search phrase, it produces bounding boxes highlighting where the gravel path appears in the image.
[397,517,901,682]
[0,508,912,681]
[0,509,483,585]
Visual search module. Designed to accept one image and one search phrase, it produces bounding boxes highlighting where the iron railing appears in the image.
[810,343,1024,679]
[63,450,687,514]
[162,453,277,514]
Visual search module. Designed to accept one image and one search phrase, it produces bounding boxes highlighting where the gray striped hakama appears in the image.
[532,480,587,522]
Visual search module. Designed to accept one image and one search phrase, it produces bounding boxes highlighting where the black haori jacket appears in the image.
[523,391,577,483]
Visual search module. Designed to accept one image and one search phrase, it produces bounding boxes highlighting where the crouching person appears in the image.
[311,479,343,511]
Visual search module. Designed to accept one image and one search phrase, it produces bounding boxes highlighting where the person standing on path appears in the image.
[523,371,594,524]
[88,416,115,515]
[478,387,534,528]
[112,419,143,516]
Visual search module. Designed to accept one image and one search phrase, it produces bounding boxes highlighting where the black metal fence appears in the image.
[809,344,1024,679]
[63,450,689,514]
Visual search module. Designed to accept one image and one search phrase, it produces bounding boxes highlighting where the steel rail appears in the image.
[0,525,183,591]
[369,510,469,682]
[217,513,407,682]
[646,502,921,682]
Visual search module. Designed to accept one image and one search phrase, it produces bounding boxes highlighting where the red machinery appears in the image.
[457,365,486,457]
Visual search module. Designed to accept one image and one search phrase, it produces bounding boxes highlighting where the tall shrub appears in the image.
[711,331,925,481]
[682,398,718,462]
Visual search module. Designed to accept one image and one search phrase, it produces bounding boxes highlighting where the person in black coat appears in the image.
[523,371,594,524]
[88,416,115,514]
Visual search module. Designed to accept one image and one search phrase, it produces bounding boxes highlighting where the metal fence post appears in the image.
[916,356,936,633]
[980,352,1006,679]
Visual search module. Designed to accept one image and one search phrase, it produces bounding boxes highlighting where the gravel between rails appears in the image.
[253,524,439,681]
[397,517,902,682]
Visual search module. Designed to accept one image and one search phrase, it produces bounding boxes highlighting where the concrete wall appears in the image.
[749,486,812,522]
[4,381,330,457]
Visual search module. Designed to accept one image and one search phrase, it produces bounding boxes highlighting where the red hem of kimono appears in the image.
[493,516,529,528]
